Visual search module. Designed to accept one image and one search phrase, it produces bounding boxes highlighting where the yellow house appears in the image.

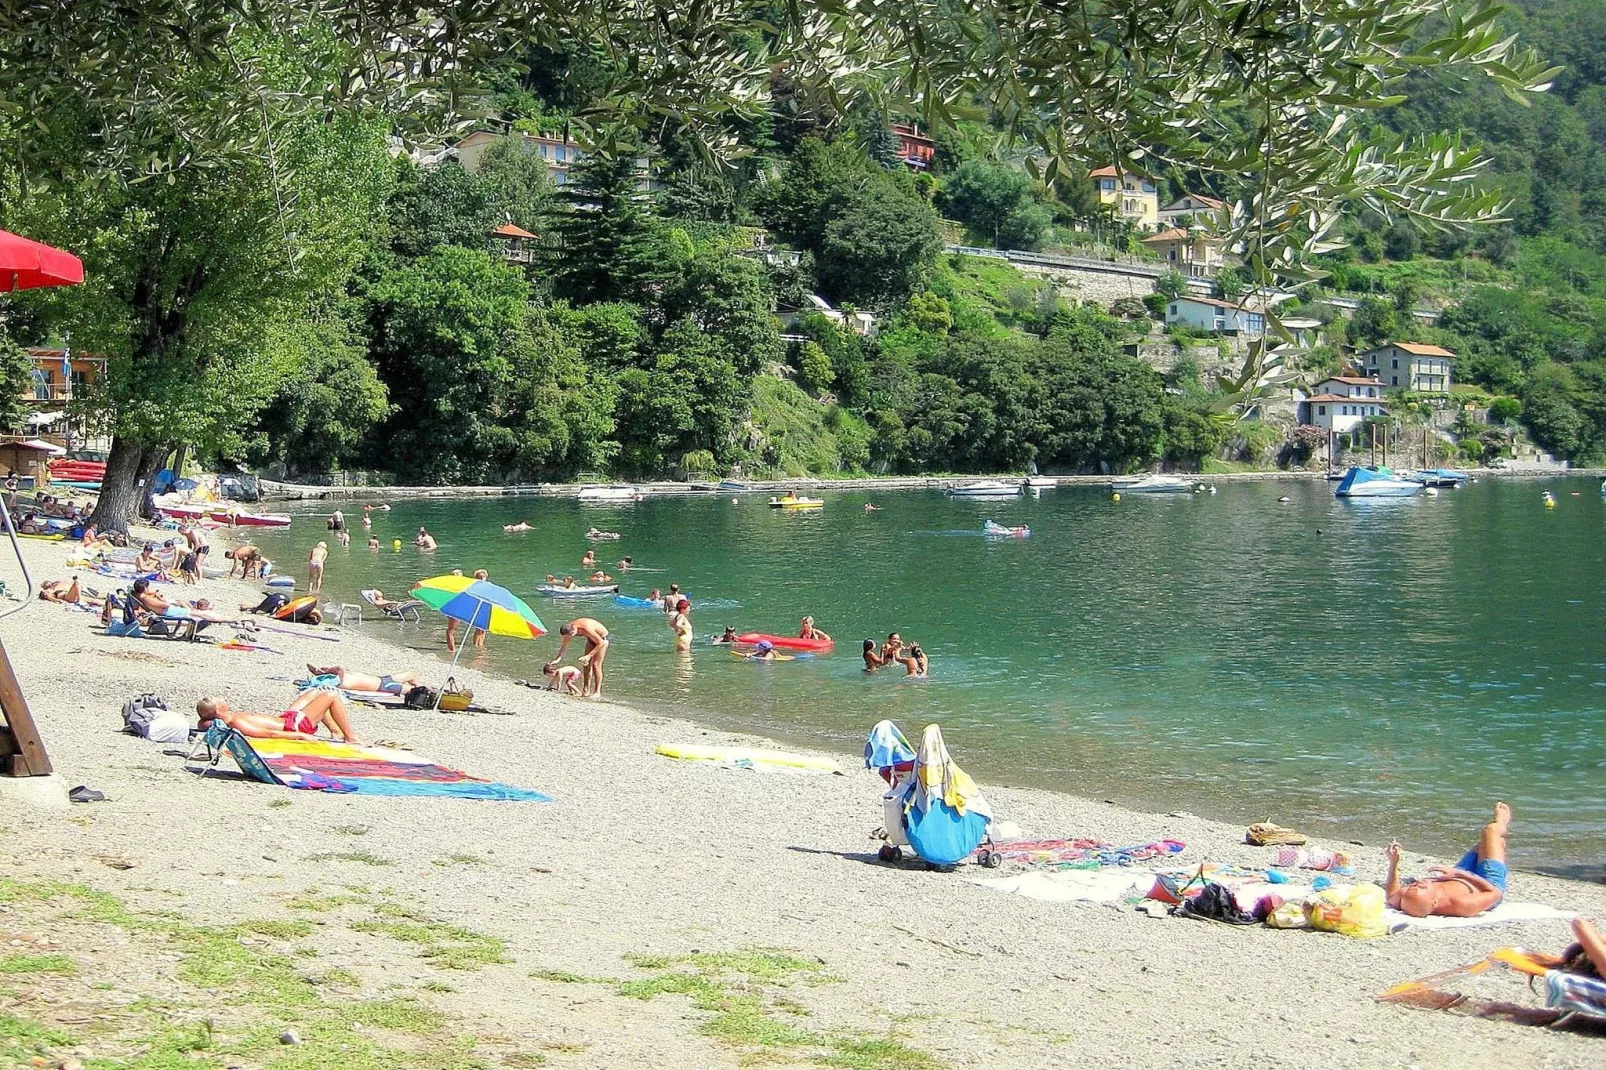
[1089,166,1158,231]
[1140,227,1225,275]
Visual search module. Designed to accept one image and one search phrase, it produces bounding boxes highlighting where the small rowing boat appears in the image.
[946,480,1021,499]
[768,495,823,509]
[577,485,642,502]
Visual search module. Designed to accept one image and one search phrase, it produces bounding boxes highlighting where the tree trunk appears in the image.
[87,434,148,533]
[170,442,188,482]
[135,445,168,521]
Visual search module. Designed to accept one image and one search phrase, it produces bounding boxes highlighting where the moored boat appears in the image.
[1405,467,1470,488]
[1111,474,1196,494]
[1023,476,1056,490]
[578,485,643,502]
[154,495,292,527]
[1334,466,1423,498]
[718,479,750,491]
[946,480,1021,499]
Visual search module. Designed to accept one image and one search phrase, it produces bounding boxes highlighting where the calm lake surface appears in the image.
[249,477,1606,876]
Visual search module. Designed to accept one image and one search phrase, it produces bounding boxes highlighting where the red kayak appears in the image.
[735,632,834,653]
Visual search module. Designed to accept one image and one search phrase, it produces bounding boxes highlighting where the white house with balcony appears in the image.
[1164,295,1265,337]
[1157,193,1228,229]
[1360,341,1455,392]
[1303,375,1388,434]
[452,130,655,190]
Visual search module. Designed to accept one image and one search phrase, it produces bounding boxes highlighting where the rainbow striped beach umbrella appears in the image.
[411,575,547,639]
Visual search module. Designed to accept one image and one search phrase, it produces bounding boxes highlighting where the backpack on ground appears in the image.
[121,693,168,737]
[403,685,440,710]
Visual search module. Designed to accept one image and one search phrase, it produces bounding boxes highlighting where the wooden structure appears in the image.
[0,639,50,775]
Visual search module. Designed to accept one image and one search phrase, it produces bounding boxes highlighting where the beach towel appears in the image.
[1384,901,1577,934]
[864,719,916,771]
[911,724,990,820]
[190,724,549,801]
[984,837,1185,869]
[964,869,1156,904]
[1547,970,1606,1017]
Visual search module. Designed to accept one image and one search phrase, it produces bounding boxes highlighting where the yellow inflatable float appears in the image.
[655,743,840,774]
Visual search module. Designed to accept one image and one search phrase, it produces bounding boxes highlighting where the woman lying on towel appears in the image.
[196,689,360,743]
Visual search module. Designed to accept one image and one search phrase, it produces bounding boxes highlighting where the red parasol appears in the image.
[0,228,84,291]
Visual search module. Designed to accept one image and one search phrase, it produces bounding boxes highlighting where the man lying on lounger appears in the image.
[306,664,423,697]
[196,689,360,743]
[1384,801,1511,918]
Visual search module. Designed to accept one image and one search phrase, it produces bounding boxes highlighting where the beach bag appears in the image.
[121,694,168,737]
[1266,899,1311,929]
[1174,882,1258,925]
[403,685,440,710]
[438,677,473,712]
[1304,882,1386,939]
[903,797,988,866]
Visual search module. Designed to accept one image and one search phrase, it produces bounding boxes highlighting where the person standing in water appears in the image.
[307,541,328,595]
[470,568,490,648]
[555,618,611,697]
[669,598,694,653]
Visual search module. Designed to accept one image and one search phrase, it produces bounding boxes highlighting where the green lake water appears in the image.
[248,477,1606,877]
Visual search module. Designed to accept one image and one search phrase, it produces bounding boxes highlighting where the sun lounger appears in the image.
[361,588,424,622]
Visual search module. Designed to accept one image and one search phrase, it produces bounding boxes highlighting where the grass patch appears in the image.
[0,953,77,975]
[531,969,609,985]
[0,1010,76,1053]
[420,980,456,993]
[352,909,509,972]
[267,798,292,809]
[821,1036,945,1069]
[618,947,938,1069]
[305,851,391,867]
[345,997,447,1034]
[332,824,371,836]
[434,853,485,866]
[287,892,367,912]
[240,918,315,940]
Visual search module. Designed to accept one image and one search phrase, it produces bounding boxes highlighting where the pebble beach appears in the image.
[1,530,1601,1069]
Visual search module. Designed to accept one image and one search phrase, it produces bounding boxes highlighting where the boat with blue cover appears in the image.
[1334,466,1423,498]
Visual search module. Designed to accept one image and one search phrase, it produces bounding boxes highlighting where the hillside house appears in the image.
[890,124,935,170]
[775,296,876,340]
[1361,342,1455,392]
[1089,167,1158,231]
[1157,194,1228,229]
[1140,228,1225,275]
[453,130,654,190]
[1164,296,1265,337]
[490,223,537,264]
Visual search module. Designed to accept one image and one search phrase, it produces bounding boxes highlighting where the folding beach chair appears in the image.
[183,722,284,785]
[361,588,424,622]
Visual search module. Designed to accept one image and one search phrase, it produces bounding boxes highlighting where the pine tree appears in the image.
[547,150,657,304]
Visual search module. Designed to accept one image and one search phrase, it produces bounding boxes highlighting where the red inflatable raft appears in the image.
[734,632,834,653]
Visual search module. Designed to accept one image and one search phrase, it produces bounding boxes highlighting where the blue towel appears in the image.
[864,719,915,771]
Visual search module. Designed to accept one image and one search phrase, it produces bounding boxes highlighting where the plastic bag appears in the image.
[1304,882,1386,939]
[1266,899,1311,929]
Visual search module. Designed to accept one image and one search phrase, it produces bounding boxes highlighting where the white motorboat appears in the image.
[577,485,643,502]
[1333,467,1423,498]
[1111,474,1196,494]
[946,480,1022,499]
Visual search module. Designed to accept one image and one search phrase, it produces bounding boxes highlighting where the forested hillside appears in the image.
[2,0,1596,492]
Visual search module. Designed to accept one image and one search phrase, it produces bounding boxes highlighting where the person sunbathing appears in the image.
[196,689,359,743]
[306,664,422,696]
[17,513,48,535]
[132,578,230,623]
[1385,801,1511,918]
[38,577,80,604]
[133,544,160,573]
[364,589,403,612]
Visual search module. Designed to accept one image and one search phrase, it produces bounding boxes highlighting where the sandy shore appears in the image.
[0,532,1600,1069]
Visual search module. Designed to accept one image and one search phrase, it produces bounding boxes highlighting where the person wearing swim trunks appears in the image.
[306,664,423,696]
[555,618,610,697]
[195,689,359,743]
[1385,801,1512,918]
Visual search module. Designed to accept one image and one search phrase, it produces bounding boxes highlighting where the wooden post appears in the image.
[1370,423,1377,466]
[0,637,51,776]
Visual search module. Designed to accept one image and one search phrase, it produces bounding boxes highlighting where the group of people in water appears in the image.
[862,632,928,676]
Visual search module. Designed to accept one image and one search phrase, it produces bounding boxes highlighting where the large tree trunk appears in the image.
[135,445,168,520]
[169,442,188,482]
[86,434,148,533]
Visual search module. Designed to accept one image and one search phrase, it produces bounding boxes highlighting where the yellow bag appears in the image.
[438,676,474,712]
[1266,900,1310,929]
[1304,882,1386,939]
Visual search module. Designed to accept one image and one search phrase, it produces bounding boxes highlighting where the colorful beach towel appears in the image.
[192,724,549,802]
[983,837,1186,869]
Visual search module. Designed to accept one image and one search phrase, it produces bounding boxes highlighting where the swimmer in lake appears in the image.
[862,638,887,672]
[669,598,693,652]
[618,556,632,571]
[880,632,904,662]
[714,626,738,645]
[589,570,613,584]
[896,643,929,677]
[799,616,831,642]
[580,550,596,567]
[504,520,532,532]
[744,639,779,661]
[863,503,880,512]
